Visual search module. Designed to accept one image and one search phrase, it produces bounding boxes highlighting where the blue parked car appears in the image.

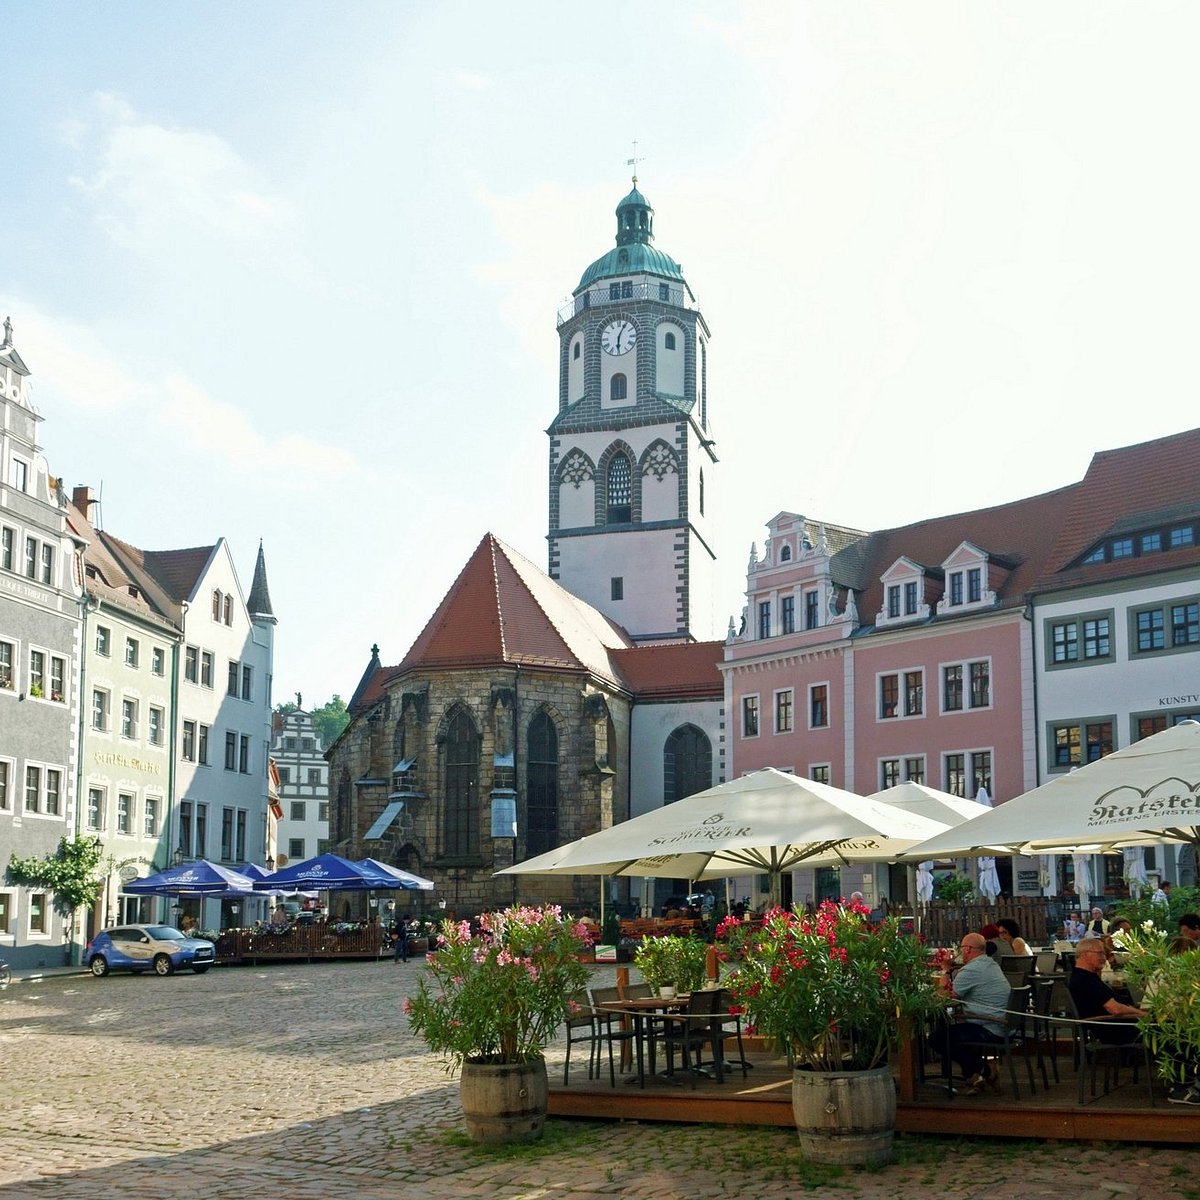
[85,924,216,977]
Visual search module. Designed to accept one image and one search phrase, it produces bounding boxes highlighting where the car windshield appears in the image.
[145,925,184,940]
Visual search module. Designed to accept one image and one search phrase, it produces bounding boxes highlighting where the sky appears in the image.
[5,1,1200,707]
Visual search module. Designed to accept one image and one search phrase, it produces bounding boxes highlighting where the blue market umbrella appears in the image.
[251,852,397,892]
[233,863,275,882]
[123,860,254,896]
[356,859,434,891]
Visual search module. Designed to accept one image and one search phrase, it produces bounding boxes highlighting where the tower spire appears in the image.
[247,539,276,624]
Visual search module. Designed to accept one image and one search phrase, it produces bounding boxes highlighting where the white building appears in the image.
[272,704,330,866]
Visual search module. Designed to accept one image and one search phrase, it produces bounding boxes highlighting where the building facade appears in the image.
[272,704,330,866]
[0,320,80,968]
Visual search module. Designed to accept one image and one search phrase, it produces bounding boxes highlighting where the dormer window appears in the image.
[936,542,996,615]
[780,544,791,562]
[949,572,964,606]
[877,557,931,626]
[1074,517,1199,566]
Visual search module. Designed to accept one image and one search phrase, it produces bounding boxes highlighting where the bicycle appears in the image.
[0,958,10,989]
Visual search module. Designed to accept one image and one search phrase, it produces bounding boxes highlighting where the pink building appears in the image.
[723,491,1069,905]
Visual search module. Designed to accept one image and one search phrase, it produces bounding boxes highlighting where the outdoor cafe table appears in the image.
[594,995,689,1087]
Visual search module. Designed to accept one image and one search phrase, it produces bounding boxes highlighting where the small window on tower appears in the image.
[664,332,676,350]
[611,577,623,601]
[610,373,627,401]
[572,342,580,360]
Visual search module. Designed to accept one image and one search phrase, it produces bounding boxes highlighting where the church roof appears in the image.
[394,533,633,685]
[247,540,276,621]
[576,182,685,291]
[611,641,723,700]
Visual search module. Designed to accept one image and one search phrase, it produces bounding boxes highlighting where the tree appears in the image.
[7,836,106,950]
[312,695,350,747]
[274,693,350,748]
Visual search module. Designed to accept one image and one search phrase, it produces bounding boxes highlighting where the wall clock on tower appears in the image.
[601,319,637,355]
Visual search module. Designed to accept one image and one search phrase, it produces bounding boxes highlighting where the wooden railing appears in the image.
[880,897,1076,947]
[212,922,392,964]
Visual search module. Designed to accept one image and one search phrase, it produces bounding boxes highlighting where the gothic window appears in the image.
[443,708,480,857]
[559,449,594,489]
[610,373,627,401]
[572,341,581,360]
[607,455,632,524]
[525,712,558,858]
[663,724,711,805]
[334,771,351,844]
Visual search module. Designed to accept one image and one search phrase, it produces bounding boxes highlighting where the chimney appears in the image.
[73,485,98,524]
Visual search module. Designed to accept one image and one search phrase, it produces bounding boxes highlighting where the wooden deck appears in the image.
[546,1040,1197,1144]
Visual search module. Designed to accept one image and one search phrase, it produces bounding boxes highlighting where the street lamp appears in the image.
[172,848,184,867]
[229,902,240,930]
[265,855,276,872]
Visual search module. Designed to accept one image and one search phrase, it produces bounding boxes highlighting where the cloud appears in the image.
[0,296,359,490]
[66,92,306,276]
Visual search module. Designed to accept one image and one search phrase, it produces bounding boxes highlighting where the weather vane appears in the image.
[626,140,645,185]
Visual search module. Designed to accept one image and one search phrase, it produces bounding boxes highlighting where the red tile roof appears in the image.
[611,641,724,699]
[1038,428,1200,590]
[395,534,632,685]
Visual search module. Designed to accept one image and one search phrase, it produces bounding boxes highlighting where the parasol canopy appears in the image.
[355,859,435,891]
[252,853,399,892]
[123,860,254,897]
[497,767,946,901]
[903,721,1200,859]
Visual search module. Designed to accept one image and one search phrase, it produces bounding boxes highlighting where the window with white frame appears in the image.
[774,689,794,733]
[184,645,198,683]
[145,795,160,837]
[223,595,233,626]
[0,526,12,571]
[241,664,252,701]
[942,660,990,712]
[804,590,819,630]
[198,724,209,765]
[879,673,899,719]
[225,732,237,770]
[0,891,11,934]
[970,751,992,796]
[91,688,109,731]
[96,625,111,656]
[149,706,164,746]
[201,651,213,688]
[182,719,196,761]
[116,792,133,835]
[212,589,222,621]
[944,753,966,797]
[0,759,10,809]
[809,683,829,729]
[239,734,250,774]
[227,659,239,696]
[87,786,106,831]
[45,769,61,816]
[741,695,760,737]
[125,637,139,668]
[780,594,795,634]
[121,698,138,739]
[28,892,48,935]
[152,646,165,676]
[0,638,13,691]
[810,764,831,785]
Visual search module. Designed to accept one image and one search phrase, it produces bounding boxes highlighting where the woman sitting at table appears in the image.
[995,918,1030,956]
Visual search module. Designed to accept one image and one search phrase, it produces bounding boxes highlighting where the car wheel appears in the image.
[153,954,175,977]
[89,955,109,978]
[192,965,210,975]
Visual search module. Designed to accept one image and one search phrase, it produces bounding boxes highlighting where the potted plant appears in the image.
[634,933,709,996]
[404,904,592,1144]
[718,900,942,1166]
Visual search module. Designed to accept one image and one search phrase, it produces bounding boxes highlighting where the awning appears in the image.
[365,800,405,840]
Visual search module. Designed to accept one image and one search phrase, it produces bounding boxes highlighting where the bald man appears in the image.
[931,931,1012,1094]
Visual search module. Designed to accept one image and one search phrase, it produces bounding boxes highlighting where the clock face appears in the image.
[601,319,637,355]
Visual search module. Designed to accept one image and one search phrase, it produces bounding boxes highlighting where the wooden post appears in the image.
[897,1020,917,1102]
[706,942,719,982]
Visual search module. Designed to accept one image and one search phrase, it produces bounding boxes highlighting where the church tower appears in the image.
[548,181,718,641]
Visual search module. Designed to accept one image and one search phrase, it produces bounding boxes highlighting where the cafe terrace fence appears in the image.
[211,922,401,964]
[883,896,1076,947]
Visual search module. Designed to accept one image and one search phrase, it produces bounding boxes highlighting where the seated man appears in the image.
[1068,937,1146,1044]
[930,932,1012,1095]
[1084,907,1109,936]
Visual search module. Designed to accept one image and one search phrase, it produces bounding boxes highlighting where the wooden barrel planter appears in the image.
[791,1066,896,1167]
[459,1057,548,1145]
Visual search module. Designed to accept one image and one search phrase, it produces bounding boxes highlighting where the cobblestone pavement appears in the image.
[2,961,1196,1200]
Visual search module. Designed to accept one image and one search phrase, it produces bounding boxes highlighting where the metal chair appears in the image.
[1066,991,1155,1106]
[655,987,724,1087]
[562,991,603,1085]
[589,985,646,1084]
[956,985,1037,1099]
[999,955,1036,986]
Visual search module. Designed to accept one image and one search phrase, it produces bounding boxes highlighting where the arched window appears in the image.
[607,455,632,524]
[525,712,558,858]
[780,544,791,561]
[572,341,581,360]
[334,770,351,843]
[443,708,479,857]
[663,725,712,805]
[664,332,676,350]
[610,373,627,401]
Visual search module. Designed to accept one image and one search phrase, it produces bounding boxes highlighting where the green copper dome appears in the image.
[576,184,685,291]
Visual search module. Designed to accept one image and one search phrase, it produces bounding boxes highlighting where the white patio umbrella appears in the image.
[915,862,935,903]
[1072,853,1094,908]
[497,768,947,906]
[903,720,1200,860]
[1123,846,1148,898]
[977,856,1002,902]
